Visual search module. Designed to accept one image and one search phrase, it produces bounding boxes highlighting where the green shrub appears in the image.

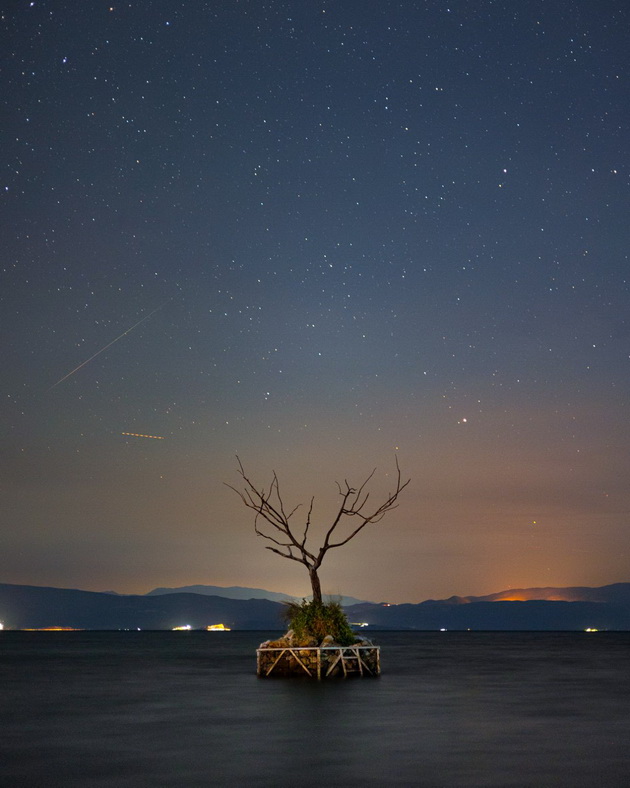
[283,599,357,645]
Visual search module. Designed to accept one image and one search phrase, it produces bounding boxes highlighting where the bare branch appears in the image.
[325,457,410,550]
[225,456,318,566]
[264,545,306,564]
[226,455,410,604]
[301,497,315,549]
[253,520,293,549]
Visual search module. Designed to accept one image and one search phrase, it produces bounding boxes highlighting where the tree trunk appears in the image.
[309,568,323,606]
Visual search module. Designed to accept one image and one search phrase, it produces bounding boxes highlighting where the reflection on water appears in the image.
[2,631,629,787]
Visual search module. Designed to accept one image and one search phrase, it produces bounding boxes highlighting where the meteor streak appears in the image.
[48,304,164,390]
[121,432,165,440]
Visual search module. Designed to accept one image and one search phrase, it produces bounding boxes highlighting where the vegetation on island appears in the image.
[282,599,357,646]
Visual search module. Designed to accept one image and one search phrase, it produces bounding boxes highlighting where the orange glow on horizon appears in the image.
[22,627,83,631]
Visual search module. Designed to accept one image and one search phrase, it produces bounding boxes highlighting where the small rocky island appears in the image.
[227,457,408,679]
[257,629,380,679]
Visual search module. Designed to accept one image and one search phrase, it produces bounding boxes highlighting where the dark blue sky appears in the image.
[2,1,629,602]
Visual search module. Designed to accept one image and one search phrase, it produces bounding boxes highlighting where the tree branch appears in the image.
[226,456,410,598]
[224,456,318,565]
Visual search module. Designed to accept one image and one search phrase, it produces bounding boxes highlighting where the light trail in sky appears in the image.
[47,304,165,390]
[121,432,165,440]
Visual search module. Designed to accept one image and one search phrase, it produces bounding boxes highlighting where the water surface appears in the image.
[2,631,629,786]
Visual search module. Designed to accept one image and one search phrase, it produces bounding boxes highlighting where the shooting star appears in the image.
[122,432,165,440]
[48,304,165,391]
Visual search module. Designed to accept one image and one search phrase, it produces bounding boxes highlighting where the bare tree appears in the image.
[226,457,410,606]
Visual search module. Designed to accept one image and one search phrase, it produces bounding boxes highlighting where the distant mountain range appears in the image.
[145,584,367,607]
[429,584,630,605]
[0,583,283,631]
[1,582,629,631]
[145,584,296,603]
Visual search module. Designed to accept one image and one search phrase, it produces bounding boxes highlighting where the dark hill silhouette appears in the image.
[146,584,296,603]
[345,599,630,631]
[0,583,284,630]
[437,583,630,605]
[145,584,367,606]
[1,581,629,630]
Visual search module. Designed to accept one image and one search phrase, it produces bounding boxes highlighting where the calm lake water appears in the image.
[2,630,629,787]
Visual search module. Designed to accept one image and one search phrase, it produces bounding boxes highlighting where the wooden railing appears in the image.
[256,645,380,679]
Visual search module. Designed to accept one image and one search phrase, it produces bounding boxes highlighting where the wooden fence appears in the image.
[256,645,380,679]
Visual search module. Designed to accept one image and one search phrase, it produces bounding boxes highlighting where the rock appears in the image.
[320,634,338,647]
[294,635,318,647]
[261,629,300,649]
[266,636,291,648]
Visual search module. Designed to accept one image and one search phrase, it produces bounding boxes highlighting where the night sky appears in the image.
[3,1,629,603]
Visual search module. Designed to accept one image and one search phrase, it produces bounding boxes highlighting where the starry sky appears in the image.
[2,0,629,603]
